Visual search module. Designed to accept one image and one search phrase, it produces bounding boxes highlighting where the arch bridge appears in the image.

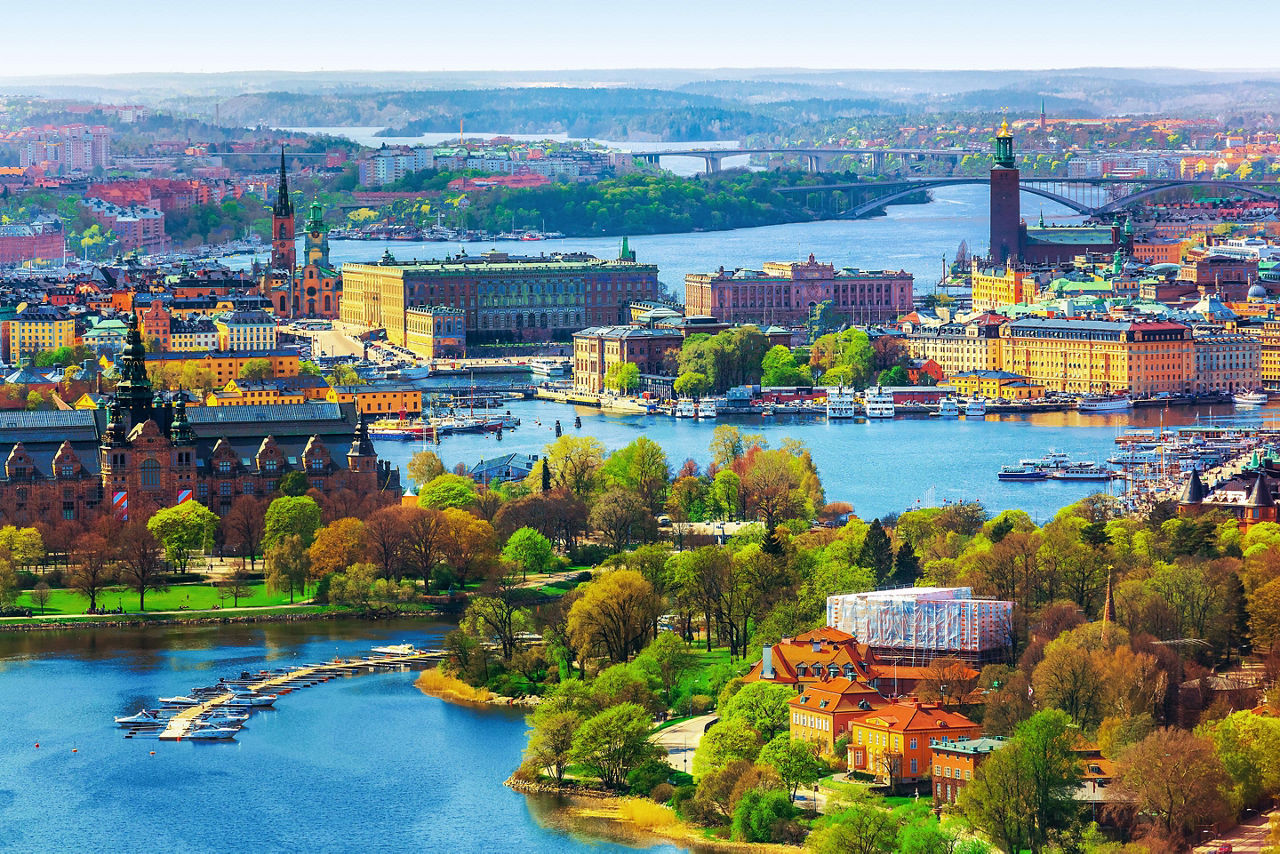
[778,177,1280,219]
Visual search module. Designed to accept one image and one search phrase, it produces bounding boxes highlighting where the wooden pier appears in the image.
[153,649,444,741]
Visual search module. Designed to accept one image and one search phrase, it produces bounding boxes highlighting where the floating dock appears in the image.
[136,648,445,742]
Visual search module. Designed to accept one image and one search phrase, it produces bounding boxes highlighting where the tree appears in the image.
[959,710,1083,854]
[760,345,812,388]
[463,594,534,661]
[263,495,322,549]
[1113,728,1231,849]
[327,561,379,609]
[222,562,255,607]
[1250,578,1280,650]
[437,508,497,589]
[917,657,979,707]
[567,569,659,663]
[720,681,793,741]
[544,435,606,497]
[758,734,824,800]
[30,581,50,615]
[115,520,166,611]
[364,504,411,581]
[731,788,797,843]
[673,371,710,398]
[417,473,478,511]
[68,531,115,612]
[265,533,310,603]
[634,631,695,709]
[806,801,900,854]
[407,449,445,488]
[858,518,894,582]
[502,526,554,582]
[600,436,671,514]
[1032,638,1108,729]
[308,517,368,579]
[278,471,311,497]
[877,365,910,386]
[739,448,817,530]
[569,702,663,789]
[147,501,218,575]
[239,358,273,381]
[693,716,764,777]
[590,486,653,554]
[222,496,266,571]
[525,709,582,784]
[604,361,640,393]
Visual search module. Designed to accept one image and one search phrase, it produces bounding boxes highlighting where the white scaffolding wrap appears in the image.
[826,587,1013,654]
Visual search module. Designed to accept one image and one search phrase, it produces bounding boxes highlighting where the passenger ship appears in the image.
[826,387,857,419]
[675,399,697,418]
[863,386,895,419]
[1077,394,1132,413]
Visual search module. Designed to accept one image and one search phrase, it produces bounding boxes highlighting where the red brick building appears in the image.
[0,221,64,265]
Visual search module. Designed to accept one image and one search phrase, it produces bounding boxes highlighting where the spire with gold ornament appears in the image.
[993,117,1015,169]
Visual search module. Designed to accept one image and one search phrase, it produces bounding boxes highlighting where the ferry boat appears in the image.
[1048,463,1117,481]
[933,396,960,417]
[696,399,718,419]
[1077,394,1132,413]
[998,465,1048,481]
[964,397,987,417]
[675,399,697,418]
[528,358,569,379]
[1233,389,1269,406]
[864,386,895,419]
[826,387,857,419]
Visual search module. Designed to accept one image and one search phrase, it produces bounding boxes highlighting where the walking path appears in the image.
[652,714,717,776]
[1194,810,1275,854]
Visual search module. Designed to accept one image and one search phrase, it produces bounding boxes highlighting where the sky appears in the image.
[10,0,1280,76]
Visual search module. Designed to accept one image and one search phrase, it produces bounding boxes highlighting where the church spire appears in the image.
[274,147,293,218]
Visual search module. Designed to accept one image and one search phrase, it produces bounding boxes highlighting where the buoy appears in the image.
[149,751,155,755]
[34,743,38,749]
[72,749,77,753]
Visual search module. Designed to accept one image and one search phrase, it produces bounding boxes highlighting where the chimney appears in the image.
[762,645,774,680]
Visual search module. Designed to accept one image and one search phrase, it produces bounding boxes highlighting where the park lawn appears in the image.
[672,646,746,705]
[17,582,298,615]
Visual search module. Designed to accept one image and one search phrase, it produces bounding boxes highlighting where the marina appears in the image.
[118,646,445,742]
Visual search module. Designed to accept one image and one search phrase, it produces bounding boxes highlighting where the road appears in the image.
[1194,811,1275,854]
[652,714,717,776]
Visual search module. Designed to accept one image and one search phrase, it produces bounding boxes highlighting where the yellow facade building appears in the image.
[970,264,1035,312]
[6,305,75,364]
[945,370,1045,399]
[326,385,423,416]
[205,379,306,407]
[1000,316,1194,395]
[1253,321,1280,391]
[902,314,1006,377]
[214,309,278,352]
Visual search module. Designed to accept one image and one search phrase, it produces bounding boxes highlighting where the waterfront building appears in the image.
[845,701,982,785]
[325,384,423,416]
[141,349,300,387]
[5,304,75,364]
[206,379,306,407]
[405,306,466,360]
[340,244,658,347]
[1000,316,1194,396]
[1253,320,1280,390]
[788,678,888,755]
[0,316,398,525]
[214,310,277,352]
[683,255,912,326]
[945,369,1044,399]
[572,324,683,394]
[901,312,1006,376]
[931,737,1007,806]
[1192,328,1261,393]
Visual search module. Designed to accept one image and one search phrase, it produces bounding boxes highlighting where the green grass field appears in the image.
[16,582,298,615]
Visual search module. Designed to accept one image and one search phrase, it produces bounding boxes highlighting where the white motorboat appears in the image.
[864,386,895,418]
[1234,389,1269,406]
[115,709,170,726]
[372,644,417,655]
[826,386,857,419]
[696,399,718,419]
[675,399,697,418]
[158,696,201,706]
[933,396,960,417]
[198,713,249,727]
[185,726,239,740]
[1077,394,1132,412]
[964,397,987,417]
[225,693,277,707]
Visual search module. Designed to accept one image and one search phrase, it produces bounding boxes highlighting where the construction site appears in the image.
[826,586,1014,665]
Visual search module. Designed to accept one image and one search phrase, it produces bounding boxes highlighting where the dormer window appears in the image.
[796,664,807,677]
[263,458,278,473]
[217,460,232,475]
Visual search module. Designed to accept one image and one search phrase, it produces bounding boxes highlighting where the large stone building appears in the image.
[900,312,1007,377]
[340,243,659,347]
[684,255,913,326]
[0,316,399,525]
[1192,327,1261,393]
[1000,316,1194,396]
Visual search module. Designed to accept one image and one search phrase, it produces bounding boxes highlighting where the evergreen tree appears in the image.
[540,457,551,493]
[891,543,920,586]
[858,518,894,582]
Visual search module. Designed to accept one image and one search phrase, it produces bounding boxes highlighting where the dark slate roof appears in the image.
[1178,470,1206,505]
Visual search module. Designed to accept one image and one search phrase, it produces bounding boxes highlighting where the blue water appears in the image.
[378,398,1264,523]
[0,621,688,853]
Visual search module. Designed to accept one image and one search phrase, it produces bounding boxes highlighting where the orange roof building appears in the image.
[845,700,981,785]
[788,677,889,754]
[743,628,880,688]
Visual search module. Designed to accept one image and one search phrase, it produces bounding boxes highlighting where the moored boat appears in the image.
[696,399,718,419]
[1077,394,1132,412]
[964,397,987,417]
[115,709,170,726]
[185,726,239,740]
[864,386,894,419]
[675,399,697,418]
[1234,389,1269,406]
[933,396,960,417]
[826,386,857,419]
[998,465,1048,481]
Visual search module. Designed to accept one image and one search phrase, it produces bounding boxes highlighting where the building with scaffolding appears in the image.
[826,587,1013,665]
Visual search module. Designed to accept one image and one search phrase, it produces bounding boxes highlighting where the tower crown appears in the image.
[993,120,1015,169]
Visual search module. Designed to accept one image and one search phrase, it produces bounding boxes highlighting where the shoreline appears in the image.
[506,778,798,854]
[414,666,539,708]
[0,608,436,634]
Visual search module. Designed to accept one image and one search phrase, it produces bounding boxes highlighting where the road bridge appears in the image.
[631,146,1060,174]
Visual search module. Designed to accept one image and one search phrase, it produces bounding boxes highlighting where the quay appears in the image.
[152,648,444,741]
